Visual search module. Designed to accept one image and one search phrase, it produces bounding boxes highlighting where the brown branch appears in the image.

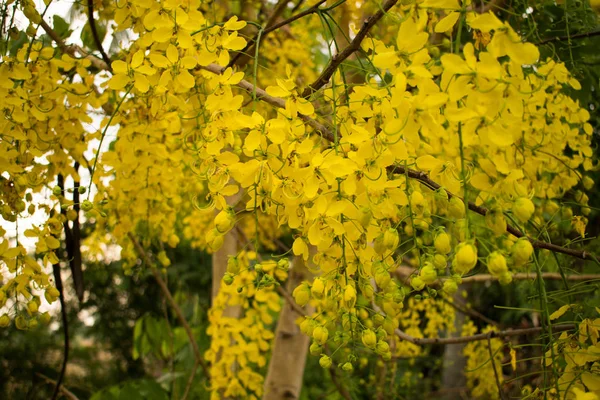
[300,0,399,98]
[228,0,329,68]
[395,266,600,284]
[467,0,504,13]
[39,19,109,71]
[128,233,209,400]
[538,29,600,45]
[441,296,501,327]
[50,262,69,400]
[394,324,575,346]
[36,373,79,400]
[277,286,307,317]
[86,0,112,72]
[328,368,352,400]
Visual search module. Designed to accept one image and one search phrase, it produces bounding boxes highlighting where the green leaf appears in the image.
[9,31,28,56]
[81,21,106,50]
[52,15,72,40]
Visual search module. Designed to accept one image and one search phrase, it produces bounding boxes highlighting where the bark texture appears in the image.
[263,257,313,400]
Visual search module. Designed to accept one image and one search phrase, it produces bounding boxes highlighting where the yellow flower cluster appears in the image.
[205,251,286,399]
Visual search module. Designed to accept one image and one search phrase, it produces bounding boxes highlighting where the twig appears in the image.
[38,17,114,114]
[228,0,329,68]
[538,29,600,45]
[441,296,501,327]
[300,0,399,98]
[395,266,600,284]
[394,324,574,346]
[36,373,79,400]
[328,368,352,400]
[50,262,69,400]
[128,233,209,400]
[487,333,505,400]
[277,286,307,317]
[38,19,109,71]
[86,0,112,72]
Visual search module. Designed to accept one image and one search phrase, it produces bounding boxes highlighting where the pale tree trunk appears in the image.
[263,256,314,400]
[211,196,243,399]
[441,288,467,400]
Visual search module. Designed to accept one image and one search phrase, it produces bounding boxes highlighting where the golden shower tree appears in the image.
[1,0,599,398]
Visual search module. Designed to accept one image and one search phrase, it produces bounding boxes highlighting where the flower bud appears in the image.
[512,238,533,266]
[361,329,377,349]
[411,276,425,291]
[487,252,508,276]
[434,231,451,255]
[311,278,325,299]
[227,256,240,274]
[383,228,399,250]
[81,200,93,212]
[420,263,437,284]
[448,197,465,219]
[513,198,535,223]
[341,362,354,372]
[310,342,322,356]
[0,314,10,327]
[214,207,235,233]
[374,267,391,289]
[223,273,234,286]
[293,283,311,306]
[27,300,39,314]
[442,279,458,295]
[344,285,357,309]
[319,355,332,369]
[313,326,329,345]
[453,243,478,275]
[433,254,447,269]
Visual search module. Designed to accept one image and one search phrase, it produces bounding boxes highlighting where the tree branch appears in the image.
[86,0,112,72]
[39,19,109,71]
[50,262,69,400]
[394,324,574,346]
[300,0,399,98]
[36,373,79,400]
[538,29,600,45]
[395,265,600,284]
[128,233,209,400]
[228,0,329,68]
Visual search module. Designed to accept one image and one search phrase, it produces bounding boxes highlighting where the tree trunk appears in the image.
[441,289,468,400]
[263,256,313,400]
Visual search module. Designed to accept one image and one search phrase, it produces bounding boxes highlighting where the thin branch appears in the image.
[441,296,501,327]
[394,324,575,346]
[467,0,504,13]
[36,373,79,400]
[487,333,506,400]
[538,29,600,45]
[228,0,329,68]
[395,266,600,284]
[39,19,109,71]
[128,233,209,400]
[328,368,352,400]
[50,262,69,400]
[277,286,307,317]
[86,0,112,72]
[300,0,399,98]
